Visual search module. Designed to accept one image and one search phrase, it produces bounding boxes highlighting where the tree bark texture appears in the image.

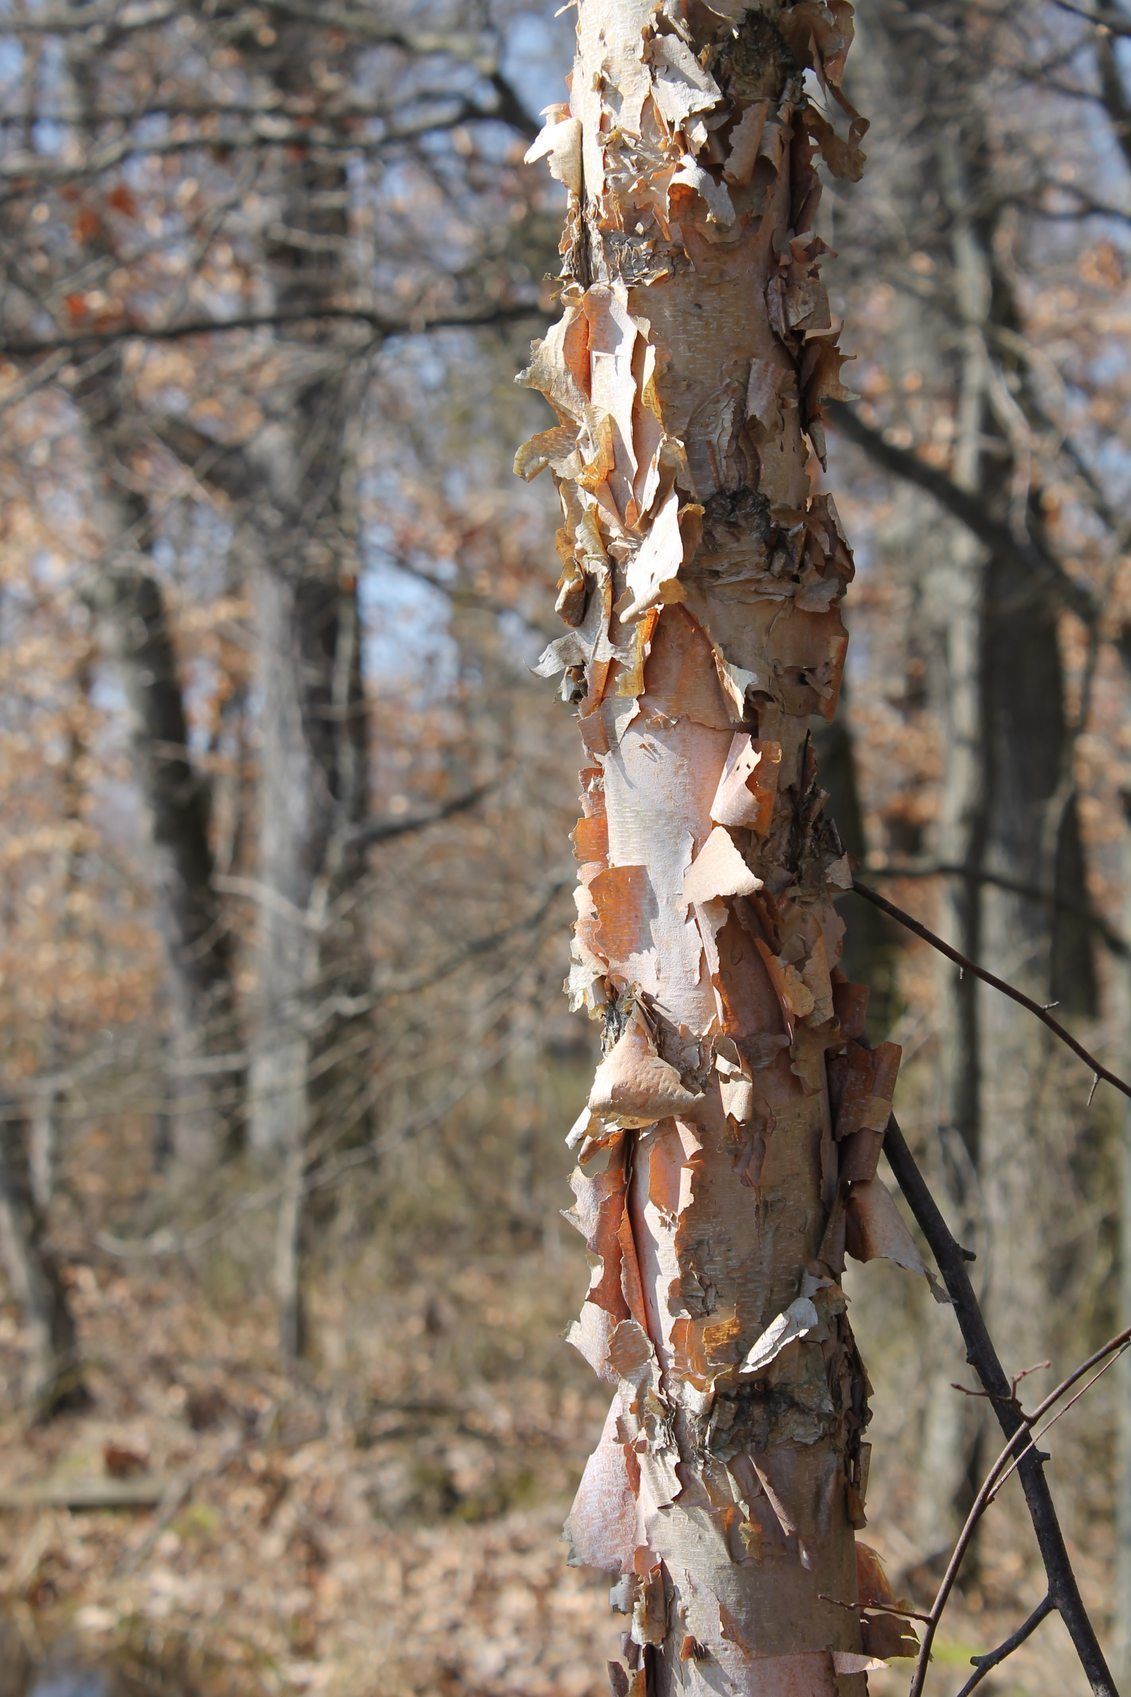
[521,4,918,1690]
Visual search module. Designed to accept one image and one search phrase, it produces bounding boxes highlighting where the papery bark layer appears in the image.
[520,4,912,1691]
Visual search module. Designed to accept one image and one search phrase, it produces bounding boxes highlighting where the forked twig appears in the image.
[912,1326,1130,1695]
[989,1345,1129,1505]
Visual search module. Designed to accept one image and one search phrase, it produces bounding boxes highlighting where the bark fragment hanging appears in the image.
[519,5,917,1691]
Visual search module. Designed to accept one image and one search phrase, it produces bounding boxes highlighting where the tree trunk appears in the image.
[1112,789,1131,1687]
[76,364,244,1170]
[247,30,370,1181]
[0,1104,87,1419]
[946,145,1096,1377]
[59,44,243,1174]
[522,4,913,1689]
[915,136,996,1549]
[238,26,371,1361]
[855,0,1098,1546]
[32,649,92,1212]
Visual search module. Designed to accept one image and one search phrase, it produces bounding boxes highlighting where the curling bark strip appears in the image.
[519,4,922,1690]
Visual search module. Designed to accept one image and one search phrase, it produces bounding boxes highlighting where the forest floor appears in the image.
[0,1113,1117,1697]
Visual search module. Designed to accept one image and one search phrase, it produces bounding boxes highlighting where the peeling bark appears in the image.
[521,5,911,1691]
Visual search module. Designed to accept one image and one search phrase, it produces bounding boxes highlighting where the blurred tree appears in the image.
[835,0,1118,1546]
[0,1104,86,1419]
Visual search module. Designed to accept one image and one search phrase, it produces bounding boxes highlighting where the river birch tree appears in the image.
[520,1,922,1690]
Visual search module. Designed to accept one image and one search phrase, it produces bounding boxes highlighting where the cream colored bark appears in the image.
[520,4,917,1692]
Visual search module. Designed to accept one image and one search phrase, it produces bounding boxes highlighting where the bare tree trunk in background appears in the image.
[522,4,915,1688]
[76,364,244,1171]
[0,1106,87,1419]
[857,0,1097,1549]
[30,52,246,1175]
[31,650,92,1211]
[1097,18,1131,1678]
[1114,792,1131,1686]
[915,136,996,1549]
[247,24,371,1357]
[945,119,1097,1343]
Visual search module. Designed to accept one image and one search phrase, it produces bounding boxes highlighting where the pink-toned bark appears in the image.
[520,4,915,1691]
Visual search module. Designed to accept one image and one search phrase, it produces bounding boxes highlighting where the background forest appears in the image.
[0,0,1127,1693]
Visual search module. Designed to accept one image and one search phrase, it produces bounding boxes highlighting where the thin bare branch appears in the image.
[952,1594,1054,1697]
[915,1327,1130,1697]
[348,782,496,850]
[0,300,540,360]
[1051,0,1131,35]
[828,402,1120,651]
[882,1115,1116,1697]
[0,99,524,192]
[853,880,1131,1103]
[0,1,178,36]
[861,859,1128,958]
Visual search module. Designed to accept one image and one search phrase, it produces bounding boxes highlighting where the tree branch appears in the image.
[882,1115,1116,1697]
[0,99,528,192]
[255,0,498,62]
[0,1,178,36]
[915,1330,1129,1697]
[827,401,1112,643]
[861,859,1128,958]
[1051,0,1131,34]
[852,880,1131,1103]
[1097,20,1131,172]
[0,300,540,360]
[953,1595,1055,1697]
[348,782,495,849]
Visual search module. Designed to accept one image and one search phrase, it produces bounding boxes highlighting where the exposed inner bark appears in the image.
[521,3,916,1692]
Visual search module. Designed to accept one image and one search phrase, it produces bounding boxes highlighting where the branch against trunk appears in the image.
[522,5,913,1690]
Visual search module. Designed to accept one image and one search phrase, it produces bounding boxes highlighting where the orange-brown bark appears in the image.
[520,4,918,1691]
